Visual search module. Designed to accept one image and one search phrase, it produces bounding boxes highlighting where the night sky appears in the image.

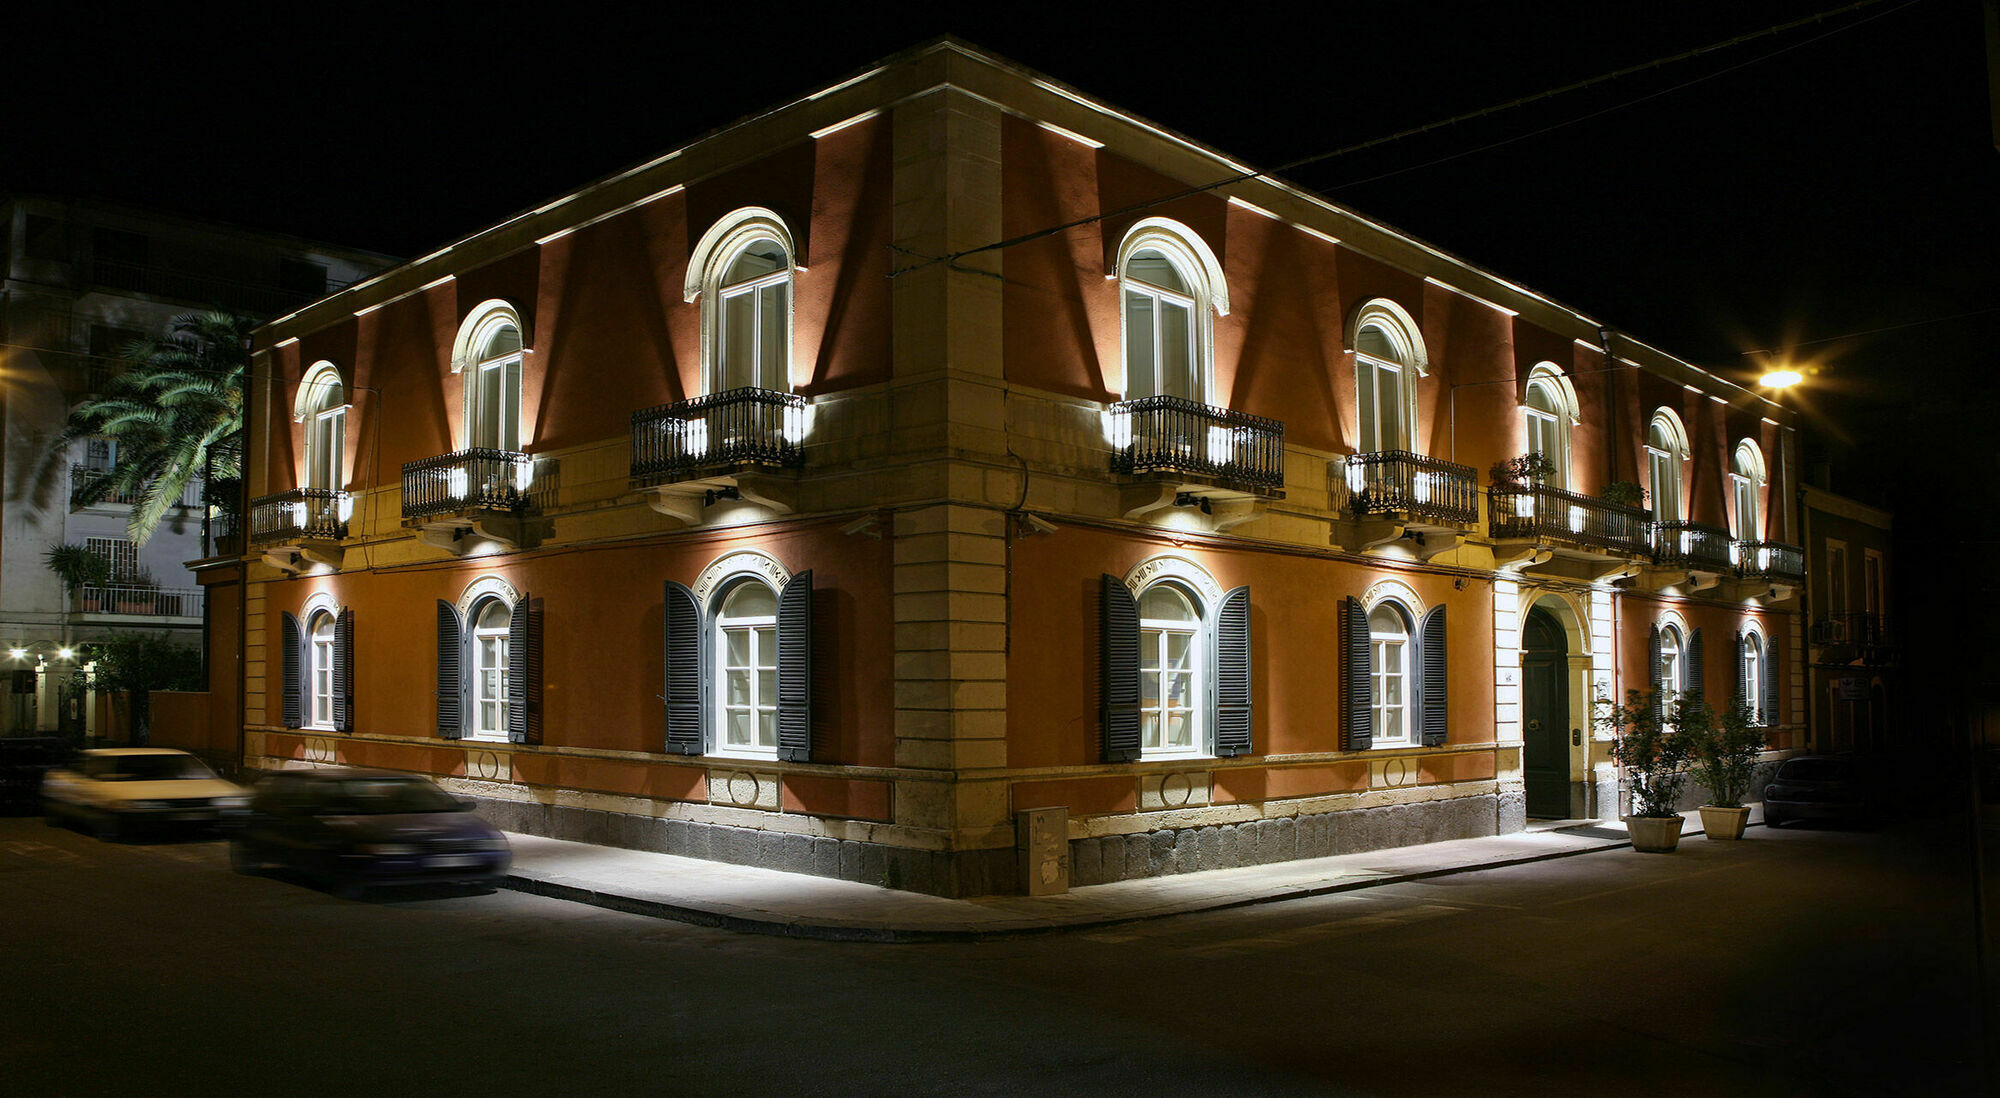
[12,1,1996,702]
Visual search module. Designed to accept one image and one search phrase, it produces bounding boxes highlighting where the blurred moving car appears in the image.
[1763,755,1877,828]
[0,737,75,815]
[232,769,511,898]
[41,748,248,838]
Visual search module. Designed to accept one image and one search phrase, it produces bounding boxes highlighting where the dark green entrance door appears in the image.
[1522,607,1571,819]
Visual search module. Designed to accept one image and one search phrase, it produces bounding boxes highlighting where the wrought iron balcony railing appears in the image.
[401,448,534,521]
[77,583,204,618]
[1811,611,1891,648]
[249,489,350,544]
[69,465,202,511]
[1734,539,1805,584]
[630,387,807,485]
[1487,483,1653,555]
[1339,450,1478,526]
[1109,396,1285,493]
[1652,520,1735,572]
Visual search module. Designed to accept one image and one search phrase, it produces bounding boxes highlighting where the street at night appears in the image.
[2,814,1984,1096]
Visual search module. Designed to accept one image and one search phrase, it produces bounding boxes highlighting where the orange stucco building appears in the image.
[213,40,1804,896]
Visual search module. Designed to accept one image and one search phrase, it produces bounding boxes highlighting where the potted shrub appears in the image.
[1689,700,1763,840]
[114,570,158,615]
[1599,688,1692,852]
[1489,452,1555,489]
[1599,480,1646,508]
[42,543,110,612]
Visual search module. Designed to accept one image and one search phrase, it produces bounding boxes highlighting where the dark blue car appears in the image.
[232,768,511,898]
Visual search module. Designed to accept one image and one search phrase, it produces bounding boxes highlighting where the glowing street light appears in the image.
[1759,368,1803,390]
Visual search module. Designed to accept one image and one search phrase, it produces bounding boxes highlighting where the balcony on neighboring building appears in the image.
[88,259,348,316]
[629,388,807,525]
[249,488,349,572]
[1331,450,1478,557]
[1811,611,1895,666]
[1111,396,1285,531]
[401,448,548,553]
[1487,483,1653,580]
[69,465,202,512]
[76,583,203,624]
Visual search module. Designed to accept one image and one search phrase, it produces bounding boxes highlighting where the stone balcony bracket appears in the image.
[641,471,797,528]
[1121,482,1266,533]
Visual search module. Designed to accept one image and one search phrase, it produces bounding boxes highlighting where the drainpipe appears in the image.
[1597,326,1619,487]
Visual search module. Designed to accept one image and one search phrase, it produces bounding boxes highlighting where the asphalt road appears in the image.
[0,812,1989,1097]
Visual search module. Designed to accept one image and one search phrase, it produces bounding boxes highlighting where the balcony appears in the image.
[1487,483,1653,579]
[1812,611,1894,666]
[69,465,202,511]
[401,448,547,553]
[1331,450,1477,557]
[249,489,349,572]
[1111,396,1284,531]
[1735,540,1805,584]
[629,388,806,525]
[1652,520,1734,572]
[77,583,203,622]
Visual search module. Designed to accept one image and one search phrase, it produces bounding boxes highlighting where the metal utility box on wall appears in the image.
[1016,807,1069,896]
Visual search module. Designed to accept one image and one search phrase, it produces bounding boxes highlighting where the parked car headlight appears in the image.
[359,843,420,856]
[215,796,249,809]
[126,800,165,811]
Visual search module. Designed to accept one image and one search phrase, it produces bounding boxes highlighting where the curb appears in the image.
[499,828,1669,943]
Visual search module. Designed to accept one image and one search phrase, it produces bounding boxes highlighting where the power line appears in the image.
[1737,305,2000,357]
[889,0,1915,278]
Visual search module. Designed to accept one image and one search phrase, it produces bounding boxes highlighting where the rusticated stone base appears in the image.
[1067,793,1503,887]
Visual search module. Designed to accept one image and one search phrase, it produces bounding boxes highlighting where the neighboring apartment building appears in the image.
[0,195,394,735]
[1800,483,1894,754]
[216,40,1806,896]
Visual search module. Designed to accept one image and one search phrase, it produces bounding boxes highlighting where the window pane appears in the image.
[727,667,750,705]
[727,710,751,747]
[1139,586,1195,623]
[725,628,750,667]
[757,711,776,747]
[1126,249,1187,294]
[1166,669,1192,707]
[723,287,756,390]
[1357,360,1379,451]
[722,582,777,619]
[476,363,501,448]
[1124,291,1156,397]
[502,359,522,452]
[1165,631,1192,672]
[1165,712,1191,749]
[1139,668,1161,709]
[1379,365,1402,450]
[480,324,521,361]
[759,282,787,390]
[725,241,786,284]
[1142,711,1161,750]
[757,670,777,706]
[1159,299,1193,399]
[755,626,777,669]
[1368,604,1405,637]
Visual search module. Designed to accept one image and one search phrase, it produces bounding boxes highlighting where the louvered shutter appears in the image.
[333,608,354,734]
[1100,574,1141,763]
[1647,624,1664,721]
[663,581,704,755]
[507,594,539,744]
[280,612,304,729]
[1687,627,1705,704]
[776,571,813,762]
[436,600,465,739]
[1760,637,1780,727]
[1419,605,1448,747]
[1341,596,1372,751]
[1733,630,1749,710]
[1212,585,1252,757]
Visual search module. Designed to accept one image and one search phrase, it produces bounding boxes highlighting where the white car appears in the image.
[42,748,249,839]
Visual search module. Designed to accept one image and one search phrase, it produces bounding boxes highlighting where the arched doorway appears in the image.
[1522,606,1571,818]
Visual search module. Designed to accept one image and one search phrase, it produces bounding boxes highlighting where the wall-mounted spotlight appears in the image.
[1172,492,1213,516]
[840,515,884,539]
[1011,512,1059,537]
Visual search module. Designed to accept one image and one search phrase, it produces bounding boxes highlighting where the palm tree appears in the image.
[56,310,249,546]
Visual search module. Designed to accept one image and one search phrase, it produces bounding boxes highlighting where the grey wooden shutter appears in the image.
[1341,596,1372,751]
[1733,631,1749,711]
[1100,574,1141,763]
[507,594,539,744]
[1647,623,1664,721]
[280,612,304,729]
[1687,627,1705,704]
[1212,585,1253,757]
[663,581,704,755]
[1419,605,1448,747]
[436,600,465,739]
[776,571,813,762]
[333,608,354,733]
[1760,637,1780,727]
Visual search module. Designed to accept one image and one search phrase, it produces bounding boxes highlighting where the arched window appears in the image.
[1731,440,1768,541]
[1116,219,1227,403]
[309,609,337,729]
[1741,630,1763,720]
[1138,583,1203,757]
[686,209,797,395]
[715,580,780,755]
[1368,601,1413,745]
[436,578,537,744]
[470,596,513,740]
[296,362,346,493]
[1523,364,1577,489]
[1736,622,1778,727]
[453,302,526,452]
[1351,301,1425,454]
[1658,624,1684,698]
[1646,410,1689,522]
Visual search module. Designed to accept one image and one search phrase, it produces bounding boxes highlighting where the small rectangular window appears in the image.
[84,536,137,581]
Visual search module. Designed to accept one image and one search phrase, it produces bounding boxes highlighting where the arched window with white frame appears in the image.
[686,208,797,395]
[1340,587,1449,751]
[452,302,527,453]
[1138,583,1204,757]
[1098,558,1252,762]
[1350,301,1425,455]
[662,551,815,761]
[715,579,781,755]
[309,609,337,730]
[436,577,538,745]
[280,594,351,734]
[1368,601,1413,745]
[296,362,346,494]
[1523,364,1578,490]
[1731,440,1767,541]
[1115,219,1227,403]
[1646,410,1689,522]
[470,596,512,741]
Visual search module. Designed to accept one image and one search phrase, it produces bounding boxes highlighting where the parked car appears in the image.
[231,769,511,898]
[1763,755,1879,828]
[41,748,248,838]
[0,737,75,815]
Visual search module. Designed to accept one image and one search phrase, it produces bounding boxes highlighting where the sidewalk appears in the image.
[501,806,1759,942]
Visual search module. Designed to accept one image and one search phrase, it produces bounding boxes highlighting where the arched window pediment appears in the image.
[687,208,798,395]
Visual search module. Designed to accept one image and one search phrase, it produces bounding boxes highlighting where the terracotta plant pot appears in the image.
[1626,815,1684,853]
[1699,804,1751,841]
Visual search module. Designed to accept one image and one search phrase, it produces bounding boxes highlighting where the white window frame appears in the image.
[1137,582,1204,759]
[308,609,337,731]
[1114,218,1228,404]
[1522,364,1578,490]
[1368,600,1414,747]
[450,301,528,454]
[1659,623,1685,700]
[1348,300,1427,455]
[1730,440,1767,542]
[295,362,348,494]
[470,595,512,742]
[713,579,780,759]
[686,208,798,397]
[1646,410,1690,522]
[1741,627,1765,725]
